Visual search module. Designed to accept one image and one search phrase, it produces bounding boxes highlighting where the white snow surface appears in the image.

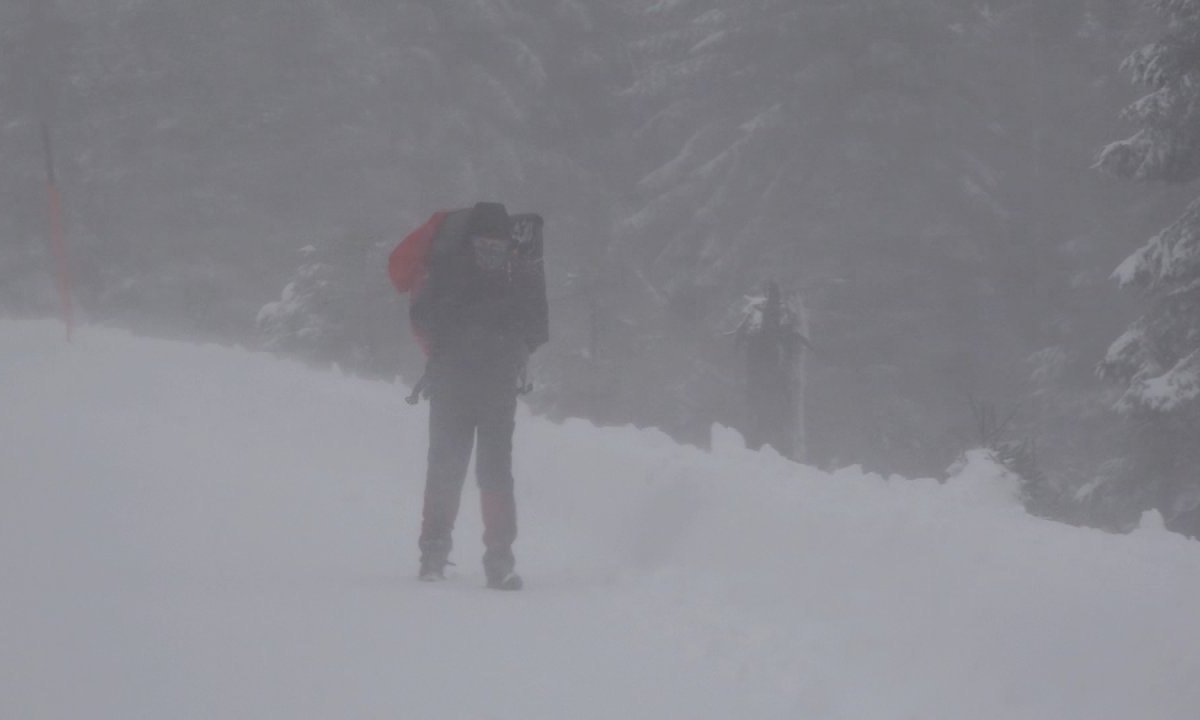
[4,319,1200,720]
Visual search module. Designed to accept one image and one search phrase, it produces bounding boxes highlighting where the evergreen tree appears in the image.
[257,234,400,375]
[612,0,1057,474]
[1096,0,1200,534]
[603,0,1151,489]
[5,0,623,345]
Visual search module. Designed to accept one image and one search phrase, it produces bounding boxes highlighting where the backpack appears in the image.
[389,202,548,359]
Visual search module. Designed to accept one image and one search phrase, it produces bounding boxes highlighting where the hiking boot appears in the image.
[485,570,523,591]
[419,559,452,582]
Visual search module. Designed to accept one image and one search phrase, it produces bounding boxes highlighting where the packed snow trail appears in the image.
[3,320,1200,719]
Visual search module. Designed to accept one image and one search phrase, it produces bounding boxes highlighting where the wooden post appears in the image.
[790,292,810,464]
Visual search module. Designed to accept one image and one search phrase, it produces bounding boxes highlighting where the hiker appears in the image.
[734,281,810,458]
[388,202,548,590]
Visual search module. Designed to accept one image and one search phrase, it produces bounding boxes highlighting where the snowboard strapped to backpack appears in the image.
[389,202,548,402]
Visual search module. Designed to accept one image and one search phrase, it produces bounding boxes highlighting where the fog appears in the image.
[3,1,1198,534]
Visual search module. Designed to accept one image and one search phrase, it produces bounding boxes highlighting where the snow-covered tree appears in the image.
[601,0,1151,487]
[258,235,399,375]
[610,0,1056,473]
[10,0,623,344]
[258,244,358,369]
[1097,0,1200,534]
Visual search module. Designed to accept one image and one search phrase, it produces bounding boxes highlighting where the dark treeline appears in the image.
[2,0,1197,534]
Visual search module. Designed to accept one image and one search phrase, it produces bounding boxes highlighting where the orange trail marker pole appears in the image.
[41,121,73,341]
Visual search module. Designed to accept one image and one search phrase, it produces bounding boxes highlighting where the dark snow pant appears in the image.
[418,375,519,579]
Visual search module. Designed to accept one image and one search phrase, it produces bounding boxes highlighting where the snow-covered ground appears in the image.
[3,319,1199,720]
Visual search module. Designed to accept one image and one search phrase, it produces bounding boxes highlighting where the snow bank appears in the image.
[3,319,1199,720]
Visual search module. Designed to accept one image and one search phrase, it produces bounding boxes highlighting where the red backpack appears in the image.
[388,210,450,356]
